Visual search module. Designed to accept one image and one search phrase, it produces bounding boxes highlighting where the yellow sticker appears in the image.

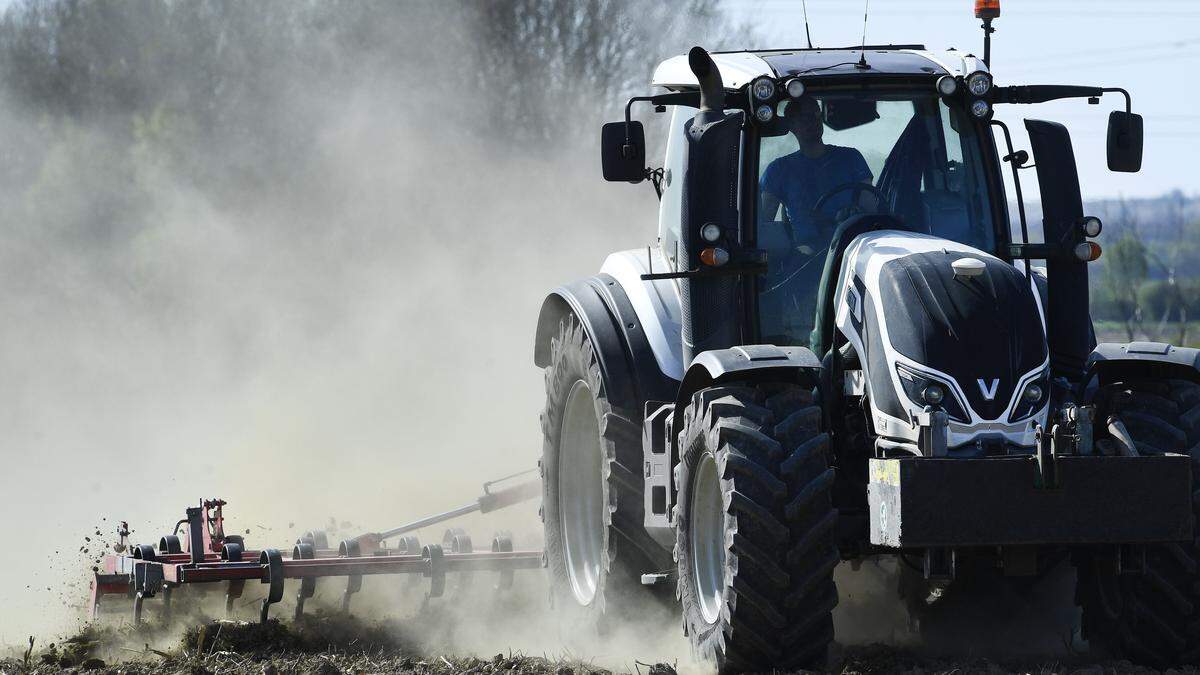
[869,459,900,487]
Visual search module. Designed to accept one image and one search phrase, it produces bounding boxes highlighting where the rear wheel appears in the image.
[540,316,663,618]
[1075,379,1200,666]
[674,382,839,672]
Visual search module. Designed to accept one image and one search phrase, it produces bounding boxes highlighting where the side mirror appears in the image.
[1107,110,1143,173]
[601,121,645,183]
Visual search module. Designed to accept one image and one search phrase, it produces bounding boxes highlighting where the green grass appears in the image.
[1093,320,1200,348]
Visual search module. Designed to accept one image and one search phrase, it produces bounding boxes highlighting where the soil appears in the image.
[2,614,1195,675]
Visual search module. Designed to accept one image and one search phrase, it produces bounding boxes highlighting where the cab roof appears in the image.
[651,47,988,90]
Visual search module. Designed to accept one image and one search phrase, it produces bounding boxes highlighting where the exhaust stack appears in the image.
[688,47,726,123]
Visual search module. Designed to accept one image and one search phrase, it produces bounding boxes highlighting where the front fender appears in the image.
[672,344,822,437]
[1085,342,1200,388]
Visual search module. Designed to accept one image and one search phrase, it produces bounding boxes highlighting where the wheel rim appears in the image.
[559,379,605,606]
[690,452,725,625]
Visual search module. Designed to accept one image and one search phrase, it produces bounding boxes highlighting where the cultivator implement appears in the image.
[89,472,543,624]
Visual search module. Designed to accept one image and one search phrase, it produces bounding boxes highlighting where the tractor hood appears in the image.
[834,231,1049,448]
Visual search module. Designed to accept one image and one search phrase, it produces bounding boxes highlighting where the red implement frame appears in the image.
[89,474,543,624]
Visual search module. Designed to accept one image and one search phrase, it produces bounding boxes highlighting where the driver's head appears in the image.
[784,96,824,144]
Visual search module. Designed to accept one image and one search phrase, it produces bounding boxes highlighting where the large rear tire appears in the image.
[674,382,839,672]
[1075,379,1200,666]
[540,316,664,618]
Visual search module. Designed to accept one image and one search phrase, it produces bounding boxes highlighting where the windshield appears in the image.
[756,91,997,346]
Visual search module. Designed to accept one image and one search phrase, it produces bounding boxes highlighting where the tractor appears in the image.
[534,2,1198,671]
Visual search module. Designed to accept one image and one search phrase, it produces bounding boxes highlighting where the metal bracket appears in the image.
[916,408,949,457]
[1034,424,1061,489]
[1068,404,1096,456]
[185,506,206,565]
[924,548,956,581]
[642,403,675,547]
[1117,544,1146,576]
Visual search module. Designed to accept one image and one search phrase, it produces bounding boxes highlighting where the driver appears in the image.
[760,96,874,231]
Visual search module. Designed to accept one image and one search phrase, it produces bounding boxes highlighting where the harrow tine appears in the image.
[301,530,329,551]
[259,549,284,624]
[222,541,246,617]
[423,544,445,599]
[397,536,422,586]
[292,542,317,620]
[492,531,514,590]
[442,529,473,596]
[161,586,173,622]
[130,545,161,627]
[338,539,363,613]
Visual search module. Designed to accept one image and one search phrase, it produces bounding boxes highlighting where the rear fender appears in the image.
[533,275,679,414]
[1085,342,1200,389]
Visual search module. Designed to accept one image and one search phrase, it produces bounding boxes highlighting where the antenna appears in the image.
[857,0,871,68]
[802,0,814,49]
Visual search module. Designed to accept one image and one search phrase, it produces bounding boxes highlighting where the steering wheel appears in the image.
[758,219,829,296]
[760,182,888,297]
[812,182,888,223]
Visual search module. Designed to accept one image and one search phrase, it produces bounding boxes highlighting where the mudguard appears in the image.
[672,344,822,435]
[534,274,679,412]
[1085,342,1200,388]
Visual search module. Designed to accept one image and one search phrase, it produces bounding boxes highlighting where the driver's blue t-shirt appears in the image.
[761,146,873,228]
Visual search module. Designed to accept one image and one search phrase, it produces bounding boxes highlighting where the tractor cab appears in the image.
[604,43,1141,374]
[747,69,1002,345]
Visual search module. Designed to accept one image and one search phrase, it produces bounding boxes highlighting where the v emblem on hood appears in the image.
[977,378,1000,401]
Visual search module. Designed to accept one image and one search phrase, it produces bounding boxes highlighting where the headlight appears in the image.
[966,71,992,96]
[896,364,969,423]
[1081,216,1103,238]
[970,99,992,119]
[700,222,722,243]
[752,77,776,101]
[785,78,806,98]
[754,104,774,122]
[1009,374,1050,423]
[936,75,958,97]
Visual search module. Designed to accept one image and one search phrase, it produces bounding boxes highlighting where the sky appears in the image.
[0,0,1190,199]
[725,0,1200,199]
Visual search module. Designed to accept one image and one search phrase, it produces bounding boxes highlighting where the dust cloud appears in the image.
[0,0,732,667]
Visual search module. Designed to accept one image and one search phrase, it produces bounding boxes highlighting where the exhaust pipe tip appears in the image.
[687,46,725,114]
[687,46,712,78]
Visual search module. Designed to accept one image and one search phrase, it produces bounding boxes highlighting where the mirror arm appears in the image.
[1101,87,1132,114]
[990,119,1032,280]
[993,84,1133,113]
[621,92,707,159]
[623,96,655,159]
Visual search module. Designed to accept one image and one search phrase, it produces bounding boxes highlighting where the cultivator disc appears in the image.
[89,472,544,624]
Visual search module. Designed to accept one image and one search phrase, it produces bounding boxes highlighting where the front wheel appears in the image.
[1075,379,1200,666]
[674,382,839,672]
